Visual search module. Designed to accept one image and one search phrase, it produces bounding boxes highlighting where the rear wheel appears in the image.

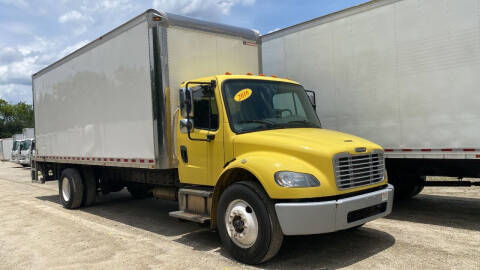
[217,181,283,265]
[59,168,84,209]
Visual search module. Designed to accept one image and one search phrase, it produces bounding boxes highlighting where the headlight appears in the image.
[274,171,320,188]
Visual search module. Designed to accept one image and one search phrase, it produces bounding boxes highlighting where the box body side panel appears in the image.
[33,20,156,161]
[262,0,480,150]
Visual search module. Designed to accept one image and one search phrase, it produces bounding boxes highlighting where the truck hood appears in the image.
[233,128,382,158]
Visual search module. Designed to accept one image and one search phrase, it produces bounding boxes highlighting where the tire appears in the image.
[82,169,97,207]
[127,184,152,199]
[409,176,426,198]
[390,174,425,200]
[217,181,283,265]
[59,168,84,209]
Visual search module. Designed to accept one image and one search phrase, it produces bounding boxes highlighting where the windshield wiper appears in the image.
[283,120,320,128]
[237,119,276,127]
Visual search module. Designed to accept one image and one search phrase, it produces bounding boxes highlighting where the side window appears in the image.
[192,86,219,130]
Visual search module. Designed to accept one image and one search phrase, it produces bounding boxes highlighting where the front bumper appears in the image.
[275,184,394,235]
[19,158,30,165]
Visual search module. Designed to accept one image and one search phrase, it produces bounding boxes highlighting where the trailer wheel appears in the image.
[217,181,283,265]
[409,176,426,198]
[127,184,152,199]
[59,168,84,209]
[390,174,425,200]
[82,169,97,207]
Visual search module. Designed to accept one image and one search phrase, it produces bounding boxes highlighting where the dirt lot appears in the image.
[0,161,478,269]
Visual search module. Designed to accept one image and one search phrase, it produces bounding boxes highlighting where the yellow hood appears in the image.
[234,128,382,157]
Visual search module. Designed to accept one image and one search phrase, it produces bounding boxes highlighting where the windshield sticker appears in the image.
[234,88,252,102]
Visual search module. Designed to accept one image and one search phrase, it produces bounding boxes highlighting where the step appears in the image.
[179,188,212,197]
[169,210,210,223]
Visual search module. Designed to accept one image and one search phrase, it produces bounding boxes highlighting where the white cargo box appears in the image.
[33,9,259,169]
[261,0,480,159]
[0,138,13,161]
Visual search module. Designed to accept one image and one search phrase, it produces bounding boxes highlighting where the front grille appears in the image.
[333,150,385,190]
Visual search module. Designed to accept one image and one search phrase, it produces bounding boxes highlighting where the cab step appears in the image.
[169,188,213,223]
[169,210,210,223]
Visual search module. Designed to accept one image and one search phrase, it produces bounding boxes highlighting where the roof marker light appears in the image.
[271,75,278,78]
[225,72,231,75]
[259,73,265,76]
[246,72,253,75]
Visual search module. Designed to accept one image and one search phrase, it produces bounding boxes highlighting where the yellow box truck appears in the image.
[32,9,393,264]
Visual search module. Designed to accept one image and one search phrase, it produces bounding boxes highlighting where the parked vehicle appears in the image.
[11,133,24,162]
[18,139,34,167]
[261,0,480,199]
[17,128,34,167]
[0,138,13,161]
[32,10,393,264]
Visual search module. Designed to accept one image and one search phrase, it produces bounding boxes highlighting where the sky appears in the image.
[0,0,369,104]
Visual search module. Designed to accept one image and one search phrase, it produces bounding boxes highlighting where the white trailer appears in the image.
[261,0,480,198]
[0,138,13,161]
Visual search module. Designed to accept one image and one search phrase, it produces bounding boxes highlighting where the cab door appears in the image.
[177,84,221,186]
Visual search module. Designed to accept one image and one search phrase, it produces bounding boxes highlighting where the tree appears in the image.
[0,99,34,138]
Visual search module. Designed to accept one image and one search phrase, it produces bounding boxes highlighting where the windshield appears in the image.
[12,141,20,151]
[20,140,31,151]
[222,79,321,133]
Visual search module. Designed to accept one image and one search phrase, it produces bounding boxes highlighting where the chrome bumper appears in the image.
[275,184,394,235]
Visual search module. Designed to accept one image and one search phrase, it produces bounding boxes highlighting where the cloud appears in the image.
[58,10,94,24]
[0,47,24,65]
[0,84,31,104]
[153,0,255,19]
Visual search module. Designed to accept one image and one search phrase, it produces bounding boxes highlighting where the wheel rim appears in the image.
[224,199,259,248]
[61,177,71,202]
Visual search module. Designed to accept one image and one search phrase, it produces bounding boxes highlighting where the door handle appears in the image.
[180,145,188,163]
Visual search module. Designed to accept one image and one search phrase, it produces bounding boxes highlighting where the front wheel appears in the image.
[217,181,283,265]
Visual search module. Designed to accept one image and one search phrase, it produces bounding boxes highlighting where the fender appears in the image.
[215,151,336,200]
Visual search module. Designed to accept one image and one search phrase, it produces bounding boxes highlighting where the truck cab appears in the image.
[11,140,21,163]
[176,74,394,263]
[19,139,34,167]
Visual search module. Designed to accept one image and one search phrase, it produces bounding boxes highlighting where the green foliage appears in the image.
[0,99,34,138]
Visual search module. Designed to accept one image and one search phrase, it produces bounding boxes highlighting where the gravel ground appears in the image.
[0,161,478,269]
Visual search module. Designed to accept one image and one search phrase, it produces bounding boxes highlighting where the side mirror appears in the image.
[179,87,194,118]
[179,119,193,134]
[305,90,316,111]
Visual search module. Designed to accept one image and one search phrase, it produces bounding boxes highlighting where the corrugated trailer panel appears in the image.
[33,19,156,161]
[262,0,480,150]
